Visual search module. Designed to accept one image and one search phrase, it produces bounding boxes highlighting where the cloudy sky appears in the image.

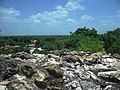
[0,0,120,36]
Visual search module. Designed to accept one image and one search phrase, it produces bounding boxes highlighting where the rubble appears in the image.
[0,51,120,90]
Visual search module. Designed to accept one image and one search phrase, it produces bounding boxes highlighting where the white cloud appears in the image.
[0,0,84,24]
[65,0,84,11]
[24,8,69,24]
[24,0,84,24]
[0,7,20,23]
[80,15,95,20]
[66,18,78,24]
[0,7,20,16]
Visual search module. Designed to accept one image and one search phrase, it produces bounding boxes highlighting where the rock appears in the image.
[86,57,94,62]
[104,85,120,90]
[34,80,47,89]
[102,58,116,63]
[98,71,120,83]
[94,64,108,71]
[49,50,61,56]
[20,65,35,78]
[0,55,11,60]
[79,51,86,56]
[33,69,48,82]
[69,51,79,55]
[49,50,67,56]
[7,82,28,90]
[113,54,120,60]
[33,53,45,60]
[85,53,102,65]
[62,55,83,63]
[27,59,37,63]
[47,58,60,65]
[48,54,59,59]
[33,65,63,90]
[6,74,34,90]
[76,87,82,90]
[87,71,99,81]
[102,55,111,58]
[47,78,63,90]
[0,56,6,62]
[33,69,48,89]
[63,70,75,82]
[112,61,120,68]
[14,74,26,81]
[80,80,102,90]
[11,52,33,60]
[64,80,81,90]
[45,65,63,79]
[1,51,120,90]
[0,85,8,90]
[0,59,22,81]
[79,71,91,80]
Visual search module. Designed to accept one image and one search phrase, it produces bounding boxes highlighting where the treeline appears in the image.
[0,27,120,54]
[100,28,120,54]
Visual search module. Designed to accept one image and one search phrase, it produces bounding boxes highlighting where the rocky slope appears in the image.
[0,50,120,90]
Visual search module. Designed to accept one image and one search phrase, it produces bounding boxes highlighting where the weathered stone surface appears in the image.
[64,80,81,90]
[33,53,46,60]
[104,85,120,90]
[0,85,8,90]
[80,80,102,90]
[0,51,120,90]
[0,59,22,81]
[113,54,120,59]
[62,55,83,64]
[20,65,35,78]
[98,71,120,82]
[11,52,33,60]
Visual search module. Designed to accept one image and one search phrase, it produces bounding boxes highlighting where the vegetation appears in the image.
[100,28,120,54]
[65,27,104,52]
[0,27,120,54]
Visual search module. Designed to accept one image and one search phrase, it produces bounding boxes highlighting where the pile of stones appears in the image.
[0,51,120,90]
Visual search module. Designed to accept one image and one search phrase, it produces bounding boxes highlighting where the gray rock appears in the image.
[63,70,75,81]
[65,80,81,90]
[0,59,22,81]
[104,85,120,90]
[11,52,33,60]
[0,85,8,90]
[76,87,82,90]
[113,54,120,60]
[1,51,120,90]
[80,80,102,90]
[98,71,120,83]
[62,55,83,63]
[20,65,35,78]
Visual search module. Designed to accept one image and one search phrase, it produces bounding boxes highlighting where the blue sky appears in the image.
[0,0,120,36]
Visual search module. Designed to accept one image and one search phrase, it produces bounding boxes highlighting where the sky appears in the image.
[0,0,120,36]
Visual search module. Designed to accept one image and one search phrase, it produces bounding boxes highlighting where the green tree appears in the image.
[101,28,120,54]
[73,27,97,38]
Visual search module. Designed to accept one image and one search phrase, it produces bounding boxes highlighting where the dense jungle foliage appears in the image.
[0,27,120,54]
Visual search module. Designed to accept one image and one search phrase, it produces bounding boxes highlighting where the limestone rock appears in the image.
[0,85,8,90]
[98,71,120,83]
[12,52,33,60]
[0,51,120,90]
[0,59,22,81]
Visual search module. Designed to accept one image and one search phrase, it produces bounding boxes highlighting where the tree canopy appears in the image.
[0,27,120,54]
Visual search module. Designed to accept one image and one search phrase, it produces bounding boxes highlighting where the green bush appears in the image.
[101,28,120,54]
